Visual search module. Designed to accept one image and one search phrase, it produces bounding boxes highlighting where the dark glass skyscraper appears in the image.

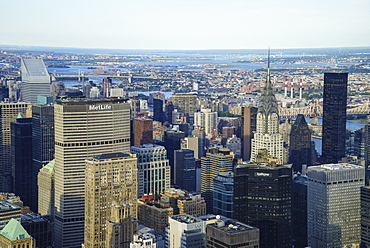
[234,162,292,248]
[153,98,164,122]
[290,114,312,172]
[174,149,196,191]
[11,117,34,210]
[322,73,348,164]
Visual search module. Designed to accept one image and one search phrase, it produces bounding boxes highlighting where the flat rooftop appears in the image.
[170,214,201,224]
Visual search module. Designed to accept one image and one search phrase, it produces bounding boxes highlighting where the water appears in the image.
[312,119,366,155]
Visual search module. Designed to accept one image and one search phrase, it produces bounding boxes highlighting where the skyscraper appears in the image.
[37,159,55,217]
[234,162,292,248]
[171,93,198,124]
[307,163,363,247]
[322,73,348,164]
[241,107,258,161]
[133,118,153,146]
[53,98,130,248]
[11,116,34,210]
[32,102,54,212]
[153,98,164,122]
[250,56,284,163]
[21,58,51,104]
[164,130,185,184]
[174,149,197,192]
[131,144,170,197]
[213,172,234,218]
[201,147,234,213]
[289,114,312,172]
[194,109,218,137]
[84,152,138,248]
[0,101,32,192]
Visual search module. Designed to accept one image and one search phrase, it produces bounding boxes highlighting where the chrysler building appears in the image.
[250,53,284,163]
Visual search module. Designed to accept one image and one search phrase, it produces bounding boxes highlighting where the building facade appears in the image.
[21,58,50,104]
[131,144,170,197]
[201,147,234,214]
[37,159,55,217]
[194,109,218,137]
[234,162,292,248]
[241,106,257,162]
[84,153,138,248]
[307,164,364,247]
[322,73,348,164]
[171,93,198,123]
[250,62,284,163]
[174,149,197,192]
[213,172,234,218]
[133,118,153,146]
[53,98,131,248]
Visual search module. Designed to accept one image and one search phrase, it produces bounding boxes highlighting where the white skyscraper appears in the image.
[307,163,364,248]
[250,54,284,163]
[21,58,51,104]
[53,98,131,248]
[194,109,217,137]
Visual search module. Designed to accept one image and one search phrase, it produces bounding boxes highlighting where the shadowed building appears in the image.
[174,149,197,191]
[290,114,312,172]
[322,73,348,164]
[133,118,153,146]
[234,162,292,248]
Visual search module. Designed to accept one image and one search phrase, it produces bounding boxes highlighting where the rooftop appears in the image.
[171,214,201,224]
[310,163,363,171]
[0,218,31,241]
[93,152,131,160]
[22,58,49,77]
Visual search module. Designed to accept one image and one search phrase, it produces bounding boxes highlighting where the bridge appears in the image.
[279,100,370,119]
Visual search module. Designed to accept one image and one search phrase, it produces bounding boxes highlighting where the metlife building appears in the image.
[53,98,130,248]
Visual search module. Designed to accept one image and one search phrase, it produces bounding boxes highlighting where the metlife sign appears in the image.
[89,105,112,111]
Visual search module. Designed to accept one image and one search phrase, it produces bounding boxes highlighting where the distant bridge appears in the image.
[279,100,370,119]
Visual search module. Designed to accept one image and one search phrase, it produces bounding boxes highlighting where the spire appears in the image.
[265,47,272,90]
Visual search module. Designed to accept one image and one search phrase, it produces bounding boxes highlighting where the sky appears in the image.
[1,0,369,50]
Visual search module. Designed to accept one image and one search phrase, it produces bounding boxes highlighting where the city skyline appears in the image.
[1,0,369,50]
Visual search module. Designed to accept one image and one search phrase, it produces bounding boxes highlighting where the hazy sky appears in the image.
[1,0,369,50]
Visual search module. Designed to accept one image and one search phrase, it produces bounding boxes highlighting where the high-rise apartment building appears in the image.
[322,73,348,164]
[289,114,312,172]
[102,77,112,97]
[241,107,258,161]
[21,58,50,104]
[171,93,198,123]
[307,163,364,247]
[0,101,32,192]
[181,136,199,159]
[194,109,217,137]
[84,153,138,248]
[133,118,153,146]
[53,98,130,248]
[11,117,34,210]
[131,144,170,197]
[250,61,284,163]
[201,147,234,213]
[37,159,55,217]
[234,162,292,248]
[213,172,234,218]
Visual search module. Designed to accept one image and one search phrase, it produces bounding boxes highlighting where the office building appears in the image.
[250,60,284,163]
[307,163,364,247]
[84,153,138,248]
[137,195,174,234]
[174,149,197,191]
[164,101,174,124]
[163,130,185,183]
[194,109,217,137]
[11,116,34,210]
[153,98,164,122]
[192,127,206,158]
[0,193,23,230]
[234,162,292,248]
[131,99,141,118]
[133,118,153,146]
[241,107,258,161]
[37,159,55,217]
[171,93,198,123]
[213,172,234,218]
[181,136,199,159]
[201,147,234,213]
[0,218,35,248]
[0,101,32,192]
[166,214,206,248]
[206,217,259,248]
[290,114,312,172]
[102,77,112,97]
[21,58,50,104]
[292,174,308,248]
[130,233,158,248]
[53,98,130,248]
[131,144,170,197]
[21,213,52,248]
[162,188,206,217]
[361,186,370,247]
[322,73,348,164]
